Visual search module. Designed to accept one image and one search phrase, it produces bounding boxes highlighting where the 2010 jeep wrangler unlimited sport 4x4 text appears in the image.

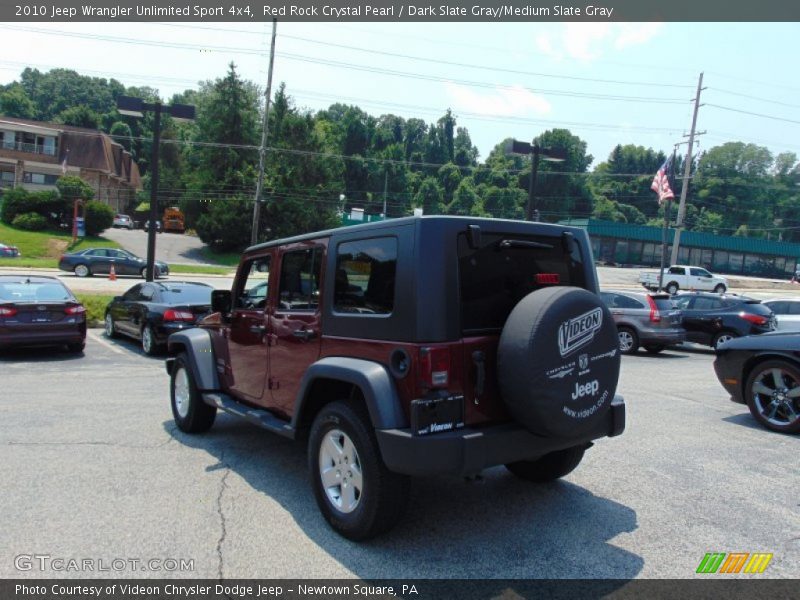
[165,216,625,540]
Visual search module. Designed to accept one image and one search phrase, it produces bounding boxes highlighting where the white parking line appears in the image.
[87,330,125,355]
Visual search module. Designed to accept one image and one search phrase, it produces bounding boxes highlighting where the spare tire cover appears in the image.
[497,286,620,438]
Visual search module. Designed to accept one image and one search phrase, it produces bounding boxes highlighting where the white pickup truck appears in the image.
[639,265,728,295]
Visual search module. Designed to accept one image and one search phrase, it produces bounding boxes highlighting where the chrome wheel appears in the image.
[74,264,89,277]
[714,333,735,350]
[319,428,363,514]
[173,366,191,419]
[142,326,154,354]
[105,313,115,337]
[751,367,800,429]
[618,330,634,352]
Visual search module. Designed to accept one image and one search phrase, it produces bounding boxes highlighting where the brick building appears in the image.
[0,117,141,211]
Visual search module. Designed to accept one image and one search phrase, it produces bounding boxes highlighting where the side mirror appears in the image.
[211,289,232,314]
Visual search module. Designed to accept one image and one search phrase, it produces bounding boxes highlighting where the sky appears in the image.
[1,21,799,169]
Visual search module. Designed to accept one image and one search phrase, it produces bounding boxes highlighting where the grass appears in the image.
[0,257,57,269]
[0,222,120,261]
[74,293,114,328]
[199,247,241,267]
[169,264,233,276]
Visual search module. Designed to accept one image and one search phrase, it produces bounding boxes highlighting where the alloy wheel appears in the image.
[751,367,800,428]
[318,429,363,514]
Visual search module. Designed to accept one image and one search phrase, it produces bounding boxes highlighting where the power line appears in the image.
[706,103,800,126]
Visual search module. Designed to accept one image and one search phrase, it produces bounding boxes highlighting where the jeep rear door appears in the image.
[268,243,325,417]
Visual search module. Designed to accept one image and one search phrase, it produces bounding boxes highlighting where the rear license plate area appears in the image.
[411,395,465,436]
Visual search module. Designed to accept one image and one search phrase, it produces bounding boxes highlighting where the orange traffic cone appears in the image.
[109,264,117,281]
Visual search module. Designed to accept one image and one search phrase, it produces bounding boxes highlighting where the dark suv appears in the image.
[165,217,626,539]
[672,291,776,350]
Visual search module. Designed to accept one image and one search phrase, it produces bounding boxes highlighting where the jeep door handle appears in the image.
[292,329,316,341]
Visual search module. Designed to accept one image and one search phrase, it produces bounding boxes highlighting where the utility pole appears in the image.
[670,72,705,266]
[251,18,278,247]
[382,168,388,218]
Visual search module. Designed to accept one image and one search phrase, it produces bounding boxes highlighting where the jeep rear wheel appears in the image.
[497,287,621,438]
[505,445,587,482]
[308,401,409,541]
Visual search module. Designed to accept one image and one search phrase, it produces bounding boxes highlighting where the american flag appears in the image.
[651,157,674,203]
[60,149,69,175]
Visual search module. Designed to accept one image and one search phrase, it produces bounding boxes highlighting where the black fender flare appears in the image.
[165,328,220,392]
[292,357,408,430]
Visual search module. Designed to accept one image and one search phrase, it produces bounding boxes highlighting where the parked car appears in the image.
[166,216,626,540]
[105,281,212,355]
[163,207,185,234]
[599,289,686,354]
[0,275,86,352]
[58,248,169,278]
[112,214,134,229]
[0,243,20,258]
[639,265,728,295]
[144,220,163,233]
[761,298,800,332]
[713,332,800,433]
[672,291,775,350]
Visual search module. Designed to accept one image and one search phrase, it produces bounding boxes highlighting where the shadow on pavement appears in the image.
[0,345,85,362]
[165,416,643,581]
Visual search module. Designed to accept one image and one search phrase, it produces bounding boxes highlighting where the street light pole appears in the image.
[146,103,161,282]
[507,139,565,222]
[117,95,194,282]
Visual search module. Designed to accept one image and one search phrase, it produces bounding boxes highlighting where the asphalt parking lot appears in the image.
[2,334,798,580]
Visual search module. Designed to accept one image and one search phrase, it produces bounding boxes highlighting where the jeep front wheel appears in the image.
[308,401,409,541]
[505,445,586,482]
[170,354,216,433]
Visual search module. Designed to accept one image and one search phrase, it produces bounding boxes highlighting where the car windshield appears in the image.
[0,282,72,302]
[159,286,212,304]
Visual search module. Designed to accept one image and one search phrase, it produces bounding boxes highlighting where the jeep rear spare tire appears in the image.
[497,287,621,438]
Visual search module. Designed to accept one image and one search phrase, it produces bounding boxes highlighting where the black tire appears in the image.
[617,326,639,354]
[66,342,85,353]
[714,284,727,294]
[666,282,679,295]
[505,445,587,482]
[104,312,118,339]
[170,353,216,433]
[141,324,160,356]
[712,331,738,351]
[644,344,665,354]
[497,287,621,438]
[745,359,800,434]
[74,264,91,278]
[308,401,410,541]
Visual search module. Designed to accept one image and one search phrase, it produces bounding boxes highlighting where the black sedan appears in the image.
[58,248,169,278]
[671,292,776,350]
[104,281,212,355]
[0,275,86,352]
[714,332,800,433]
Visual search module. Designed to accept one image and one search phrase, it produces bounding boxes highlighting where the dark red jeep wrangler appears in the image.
[166,216,625,540]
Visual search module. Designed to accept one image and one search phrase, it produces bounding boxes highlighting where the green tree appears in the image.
[414,177,444,215]
[56,105,101,129]
[0,84,36,119]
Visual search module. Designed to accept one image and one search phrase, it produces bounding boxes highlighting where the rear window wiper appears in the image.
[496,239,554,250]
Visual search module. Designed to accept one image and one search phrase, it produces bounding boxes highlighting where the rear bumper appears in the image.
[0,326,85,349]
[376,394,626,477]
[154,322,195,344]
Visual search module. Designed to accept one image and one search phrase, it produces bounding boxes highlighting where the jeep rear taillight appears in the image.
[420,347,450,389]
[647,295,661,323]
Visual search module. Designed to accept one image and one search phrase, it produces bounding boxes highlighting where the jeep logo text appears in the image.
[571,379,600,400]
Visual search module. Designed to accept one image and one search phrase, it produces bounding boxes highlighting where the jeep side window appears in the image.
[278,248,321,311]
[333,237,397,315]
[236,257,271,310]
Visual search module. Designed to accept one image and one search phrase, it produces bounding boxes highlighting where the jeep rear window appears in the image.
[458,232,586,333]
